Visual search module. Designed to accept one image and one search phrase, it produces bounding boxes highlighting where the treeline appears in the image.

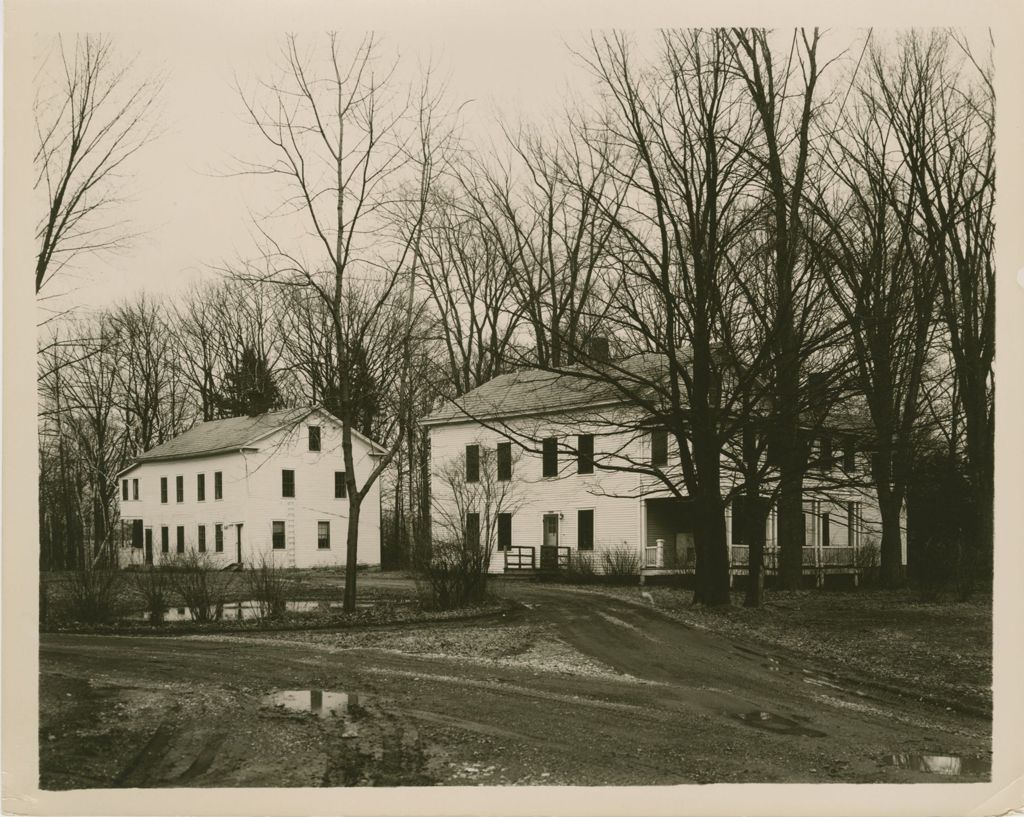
[37,29,992,603]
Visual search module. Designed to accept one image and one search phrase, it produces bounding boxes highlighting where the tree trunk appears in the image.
[693,486,730,606]
[343,496,362,612]
[878,492,904,588]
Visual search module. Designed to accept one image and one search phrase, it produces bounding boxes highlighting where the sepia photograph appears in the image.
[4,1,1022,813]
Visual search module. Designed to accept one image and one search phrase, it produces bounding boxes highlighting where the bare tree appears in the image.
[235,33,454,610]
[804,53,939,586]
[868,31,994,591]
[34,34,161,295]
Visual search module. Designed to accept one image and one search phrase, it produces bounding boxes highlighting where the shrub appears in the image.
[166,551,235,622]
[130,567,171,625]
[413,538,490,611]
[62,568,125,624]
[245,554,290,620]
[565,551,597,583]
[601,545,641,583]
[855,537,880,588]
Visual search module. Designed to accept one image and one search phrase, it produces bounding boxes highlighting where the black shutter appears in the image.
[335,471,347,498]
[651,430,668,467]
[465,513,481,550]
[497,443,512,481]
[578,509,594,551]
[577,435,594,474]
[542,437,558,477]
[308,426,321,451]
[497,513,512,551]
[465,445,480,483]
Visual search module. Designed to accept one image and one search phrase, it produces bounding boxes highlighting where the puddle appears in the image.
[131,599,370,622]
[263,689,369,735]
[732,710,827,738]
[889,753,989,777]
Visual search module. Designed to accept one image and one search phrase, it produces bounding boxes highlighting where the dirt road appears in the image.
[39,583,990,787]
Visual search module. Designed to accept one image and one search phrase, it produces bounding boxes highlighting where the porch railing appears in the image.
[540,545,571,571]
[505,546,535,571]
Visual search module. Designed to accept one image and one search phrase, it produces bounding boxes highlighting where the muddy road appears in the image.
[39,583,990,787]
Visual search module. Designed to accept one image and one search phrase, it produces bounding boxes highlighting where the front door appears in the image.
[540,514,560,570]
[235,523,243,565]
[144,528,153,566]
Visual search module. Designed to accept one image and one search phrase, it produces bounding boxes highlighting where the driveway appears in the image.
[39,582,990,787]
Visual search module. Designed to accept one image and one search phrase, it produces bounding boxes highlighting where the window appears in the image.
[466,444,480,483]
[122,480,129,501]
[651,429,669,467]
[818,436,833,470]
[160,526,169,553]
[577,434,594,475]
[197,473,206,502]
[272,520,286,549]
[215,524,223,553]
[335,471,347,499]
[160,477,168,504]
[542,437,558,478]
[131,520,143,548]
[577,509,594,551]
[497,442,512,481]
[132,479,139,500]
[214,471,223,500]
[198,525,207,553]
[282,469,295,498]
[308,425,321,452]
[821,512,831,546]
[497,513,512,552]
[317,521,331,549]
[176,526,185,553]
[843,438,857,471]
[176,475,184,503]
[847,501,861,548]
[465,513,480,550]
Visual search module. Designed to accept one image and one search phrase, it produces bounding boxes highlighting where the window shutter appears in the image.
[577,435,594,474]
[497,443,512,481]
[578,509,594,551]
[651,429,668,467]
[335,471,347,498]
[465,445,480,483]
[542,437,558,477]
[497,513,512,551]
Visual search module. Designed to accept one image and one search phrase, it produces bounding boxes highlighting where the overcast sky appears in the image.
[31,21,990,318]
[35,25,603,314]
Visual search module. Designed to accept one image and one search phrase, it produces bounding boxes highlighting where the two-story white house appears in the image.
[421,355,904,585]
[116,407,383,569]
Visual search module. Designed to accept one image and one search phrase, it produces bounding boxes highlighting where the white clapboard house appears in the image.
[421,354,904,584]
[116,407,383,569]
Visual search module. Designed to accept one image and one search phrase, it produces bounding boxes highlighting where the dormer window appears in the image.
[308,426,321,452]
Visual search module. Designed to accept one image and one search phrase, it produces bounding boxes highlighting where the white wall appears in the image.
[428,414,647,574]
[117,410,381,569]
[427,411,905,572]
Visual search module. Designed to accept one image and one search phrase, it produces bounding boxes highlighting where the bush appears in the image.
[855,538,880,588]
[130,567,171,625]
[165,552,235,622]
[413,538,490,611]
[245,554,290,620]
[62,568,125,624]
[565,551,598,583]
[601,545,641,583]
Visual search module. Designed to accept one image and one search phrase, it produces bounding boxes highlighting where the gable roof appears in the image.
[132,408,315,464]
[420,354,670,426]
[119,407,387,475]
[420,353,872,434]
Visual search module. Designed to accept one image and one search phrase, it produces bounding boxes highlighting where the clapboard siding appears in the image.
[118,409,380,568]
[428,411,905,573]
[429,416,648,574]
